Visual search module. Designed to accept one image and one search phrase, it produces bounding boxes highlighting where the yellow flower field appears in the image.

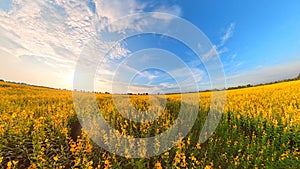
[0,80,299,168]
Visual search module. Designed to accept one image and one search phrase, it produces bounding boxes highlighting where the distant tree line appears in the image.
[227,84,252,90]
[127,93,148,95]
[0,79,58,90]
[1,73,300,93]
[226,73,300,90]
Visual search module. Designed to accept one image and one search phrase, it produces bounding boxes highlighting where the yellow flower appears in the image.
[74,158,81,166]
[104,159,110,165]
[104,159,112,169]
[204,165,212,169]
[190,155,197,161]
[70,147,76,153]
[28,164,37,169]
[86,145,93,153]
[53,155,59,161]
[12,160,18,165]
[7,161,12,167]
[155,161,163,169]
[187,137,191,145]
[61,127,68,136]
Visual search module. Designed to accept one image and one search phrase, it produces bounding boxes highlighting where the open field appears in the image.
[0,80,300,168]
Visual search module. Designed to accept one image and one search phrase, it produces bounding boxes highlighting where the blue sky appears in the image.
[0,0,300,93]
[180,1,300,86]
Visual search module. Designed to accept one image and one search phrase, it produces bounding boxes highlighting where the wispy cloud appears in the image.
[201,45,219,61]
[201,22,235,61]
[220,22,235,47]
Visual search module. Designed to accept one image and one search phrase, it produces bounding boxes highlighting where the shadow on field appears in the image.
[69,115,83,141]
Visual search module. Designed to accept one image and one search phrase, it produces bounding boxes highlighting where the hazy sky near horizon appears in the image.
[0,0,300,93]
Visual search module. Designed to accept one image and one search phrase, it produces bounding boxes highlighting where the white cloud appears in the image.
[94,0,146,22]
[201,45,218,60]
[220,22,235,47]
[226,62,300,86]
[107,42,131,60]
[0,0,153,65]
[0,0,183,91]
[202,22,235,60]
[154,5,182,16]
[152,5,182,21]
[138,70,159,81]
